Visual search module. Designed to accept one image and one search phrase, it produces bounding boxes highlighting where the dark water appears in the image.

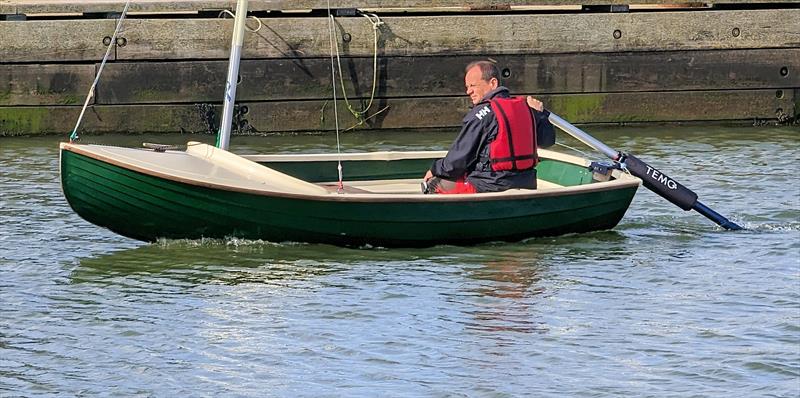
[1,126,798,397]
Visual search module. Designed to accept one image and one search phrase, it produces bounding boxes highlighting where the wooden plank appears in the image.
[0,1,725,16]
[1,90,793,135]
[4,9,796,62]
[6,1,800,16]
[795,89,800,118]
[0,19,116,62]
[94,49,800,104]
[0,64,95,105]
[0,0,233,15]
[541,90,795,124]
[99,59,341,104]
[113,9,800,60]
[509,49,800,94]
[244,90,798,129]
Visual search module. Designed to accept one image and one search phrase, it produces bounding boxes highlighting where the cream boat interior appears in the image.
[60,141,638,199]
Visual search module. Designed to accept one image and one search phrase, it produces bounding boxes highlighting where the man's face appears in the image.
[464,66,498,105]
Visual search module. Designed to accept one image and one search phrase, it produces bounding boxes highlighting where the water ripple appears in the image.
[2,129,799,397]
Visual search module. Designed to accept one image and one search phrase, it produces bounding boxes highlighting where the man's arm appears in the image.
[427,115,484,180]
[527,96,556,148]
[534,108,555,148]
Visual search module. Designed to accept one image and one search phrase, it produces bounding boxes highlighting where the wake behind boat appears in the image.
[60,141,640,247]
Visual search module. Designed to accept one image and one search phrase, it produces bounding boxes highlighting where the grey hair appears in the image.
[465,60,500,83]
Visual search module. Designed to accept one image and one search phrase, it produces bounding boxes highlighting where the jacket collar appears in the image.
[472,86,510,108]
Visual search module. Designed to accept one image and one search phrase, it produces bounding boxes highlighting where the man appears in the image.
[423,60,555,194]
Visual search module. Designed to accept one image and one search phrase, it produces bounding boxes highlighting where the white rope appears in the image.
[218,9,262,32]
[326,3,344,193]
[70,1,131,142]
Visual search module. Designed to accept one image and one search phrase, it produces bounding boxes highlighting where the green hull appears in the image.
[60,148,638,247]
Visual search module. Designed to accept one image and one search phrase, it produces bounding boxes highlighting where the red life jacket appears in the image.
[488,97,537,171]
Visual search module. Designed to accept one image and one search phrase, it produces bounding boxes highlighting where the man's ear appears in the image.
[489,77,499,89]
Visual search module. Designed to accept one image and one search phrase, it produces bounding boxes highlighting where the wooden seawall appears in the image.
[0,0,798,135]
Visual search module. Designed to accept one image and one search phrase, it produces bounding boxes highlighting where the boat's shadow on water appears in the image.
[68,239,420,285]
[68,230,633,285]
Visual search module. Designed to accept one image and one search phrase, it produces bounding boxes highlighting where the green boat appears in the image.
[59,141,640,247]
[57,0,744,246]
[66,0,750,246]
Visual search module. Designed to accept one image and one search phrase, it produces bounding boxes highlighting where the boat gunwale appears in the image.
[242,147,591,166]
[242,150,450,162]
[60,142,641,203]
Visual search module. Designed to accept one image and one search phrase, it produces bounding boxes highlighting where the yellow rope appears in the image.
[329,13,389,130]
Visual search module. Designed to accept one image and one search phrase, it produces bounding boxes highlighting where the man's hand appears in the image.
[423,169,434,181]
[526,96,544,112]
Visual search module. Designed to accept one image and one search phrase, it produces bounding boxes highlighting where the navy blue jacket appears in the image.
[431,87,555,192]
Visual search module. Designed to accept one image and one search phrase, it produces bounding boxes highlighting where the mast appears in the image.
[216,0,249,150]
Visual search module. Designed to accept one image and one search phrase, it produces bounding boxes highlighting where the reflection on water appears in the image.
[463,255,548,334]
[2,126,799,397]
[470,256,544,299]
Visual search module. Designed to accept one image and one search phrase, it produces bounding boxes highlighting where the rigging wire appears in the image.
[70,0,131,142]
[553,141,632,175]
[326,2,344,193]
[553,142,594,159]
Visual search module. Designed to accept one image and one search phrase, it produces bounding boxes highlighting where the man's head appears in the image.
[464,61,500,105]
